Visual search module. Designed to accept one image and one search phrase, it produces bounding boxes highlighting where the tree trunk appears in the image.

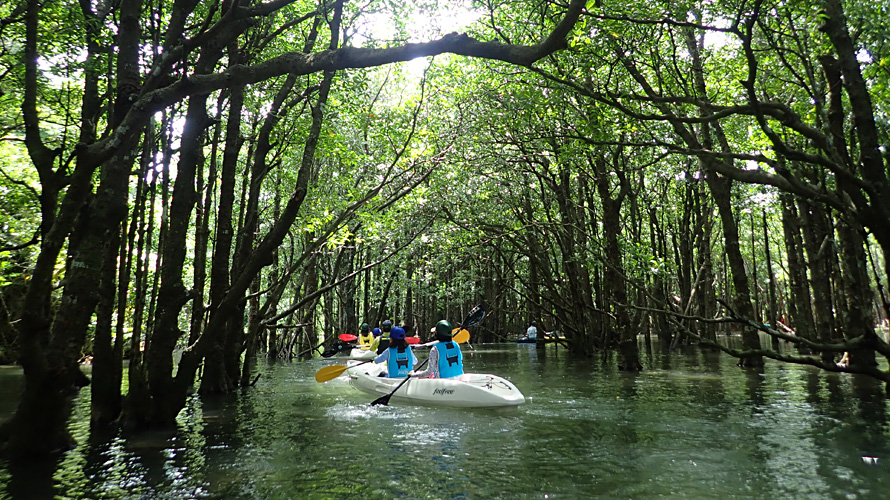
[593,155,639,370]
[763,210,779,349]
[837,218,879,369]
[177,4,342,414]
[821,0,890,291]
[695,187,717,343]
[649,203,671,342]
[704,165,763,366]
[690,25,761,364]
[2,0,140,455]
[135,90,215,426]
[798,197,835,361]
[780,193,815,345]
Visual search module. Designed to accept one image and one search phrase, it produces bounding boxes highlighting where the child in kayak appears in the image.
[375,319,394,354]
[410,320,464,379]
[374,326,418,378]
[356,323,374,350]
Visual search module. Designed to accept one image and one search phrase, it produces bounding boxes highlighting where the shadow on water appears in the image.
[3,341,890,499]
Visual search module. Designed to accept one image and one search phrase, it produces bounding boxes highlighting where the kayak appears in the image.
[515,337,559,344]
[347,348,376,361]
[345,362,525,408]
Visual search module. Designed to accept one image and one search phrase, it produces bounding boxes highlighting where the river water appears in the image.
[2,341,890,499]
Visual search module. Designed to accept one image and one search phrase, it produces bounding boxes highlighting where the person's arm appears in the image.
[411,347,438,378]
[374,350,388,364]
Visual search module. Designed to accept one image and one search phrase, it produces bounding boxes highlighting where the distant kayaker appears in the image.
[369,327,382,352]
[374,326,418,378]
[357,323,373,350]
[411,320,464,379]
[526,321,538,340]
[375,319,393,354]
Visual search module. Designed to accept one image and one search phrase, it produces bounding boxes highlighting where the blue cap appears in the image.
[373,328,381,336]
[389,326,406,340]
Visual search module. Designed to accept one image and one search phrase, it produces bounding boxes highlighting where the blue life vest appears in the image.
[387,347,412,378]
[435,342,463,378]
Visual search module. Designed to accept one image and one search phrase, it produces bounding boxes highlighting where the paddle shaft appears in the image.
[370,358,429,406]
[315,359,374,383]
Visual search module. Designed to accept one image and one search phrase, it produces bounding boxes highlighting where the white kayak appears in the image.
[346,362,525,408]
[346,348,376,361]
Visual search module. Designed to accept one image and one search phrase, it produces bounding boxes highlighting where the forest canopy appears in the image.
[1,0,889,457]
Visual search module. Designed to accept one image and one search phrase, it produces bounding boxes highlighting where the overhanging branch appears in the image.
[84,0,588,166]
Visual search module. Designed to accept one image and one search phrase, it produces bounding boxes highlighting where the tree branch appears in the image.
[84,0,588,166]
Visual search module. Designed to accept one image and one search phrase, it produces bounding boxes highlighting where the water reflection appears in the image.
[2,342,890,499]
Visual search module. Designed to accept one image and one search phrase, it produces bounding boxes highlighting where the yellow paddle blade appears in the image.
[315,364,349,383]
[452,329,470,344]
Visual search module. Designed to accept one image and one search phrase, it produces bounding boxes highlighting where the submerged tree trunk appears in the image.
[703,164,763,367]
[137,93,215,426]
[689,25,762,365]
[780,193,815,344]
[799,197,836,361]
[763,210,779,349]
[85,152,132,428]
[521,192,546,348]
[837,220,879,369]
[551,161,591,353]
[593,154,639,370]
[618,30,763,366]
[695,188,717,343]
[2,0,142,455]
[648,202,671,342]
[88,0,142,428]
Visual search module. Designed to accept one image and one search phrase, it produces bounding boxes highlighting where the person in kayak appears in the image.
[369,327,382,352]
[526,321,538,340]
[357,323,374,350]
[374,326,418,378]
[375,319,393,354]
[410,320,464,379]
